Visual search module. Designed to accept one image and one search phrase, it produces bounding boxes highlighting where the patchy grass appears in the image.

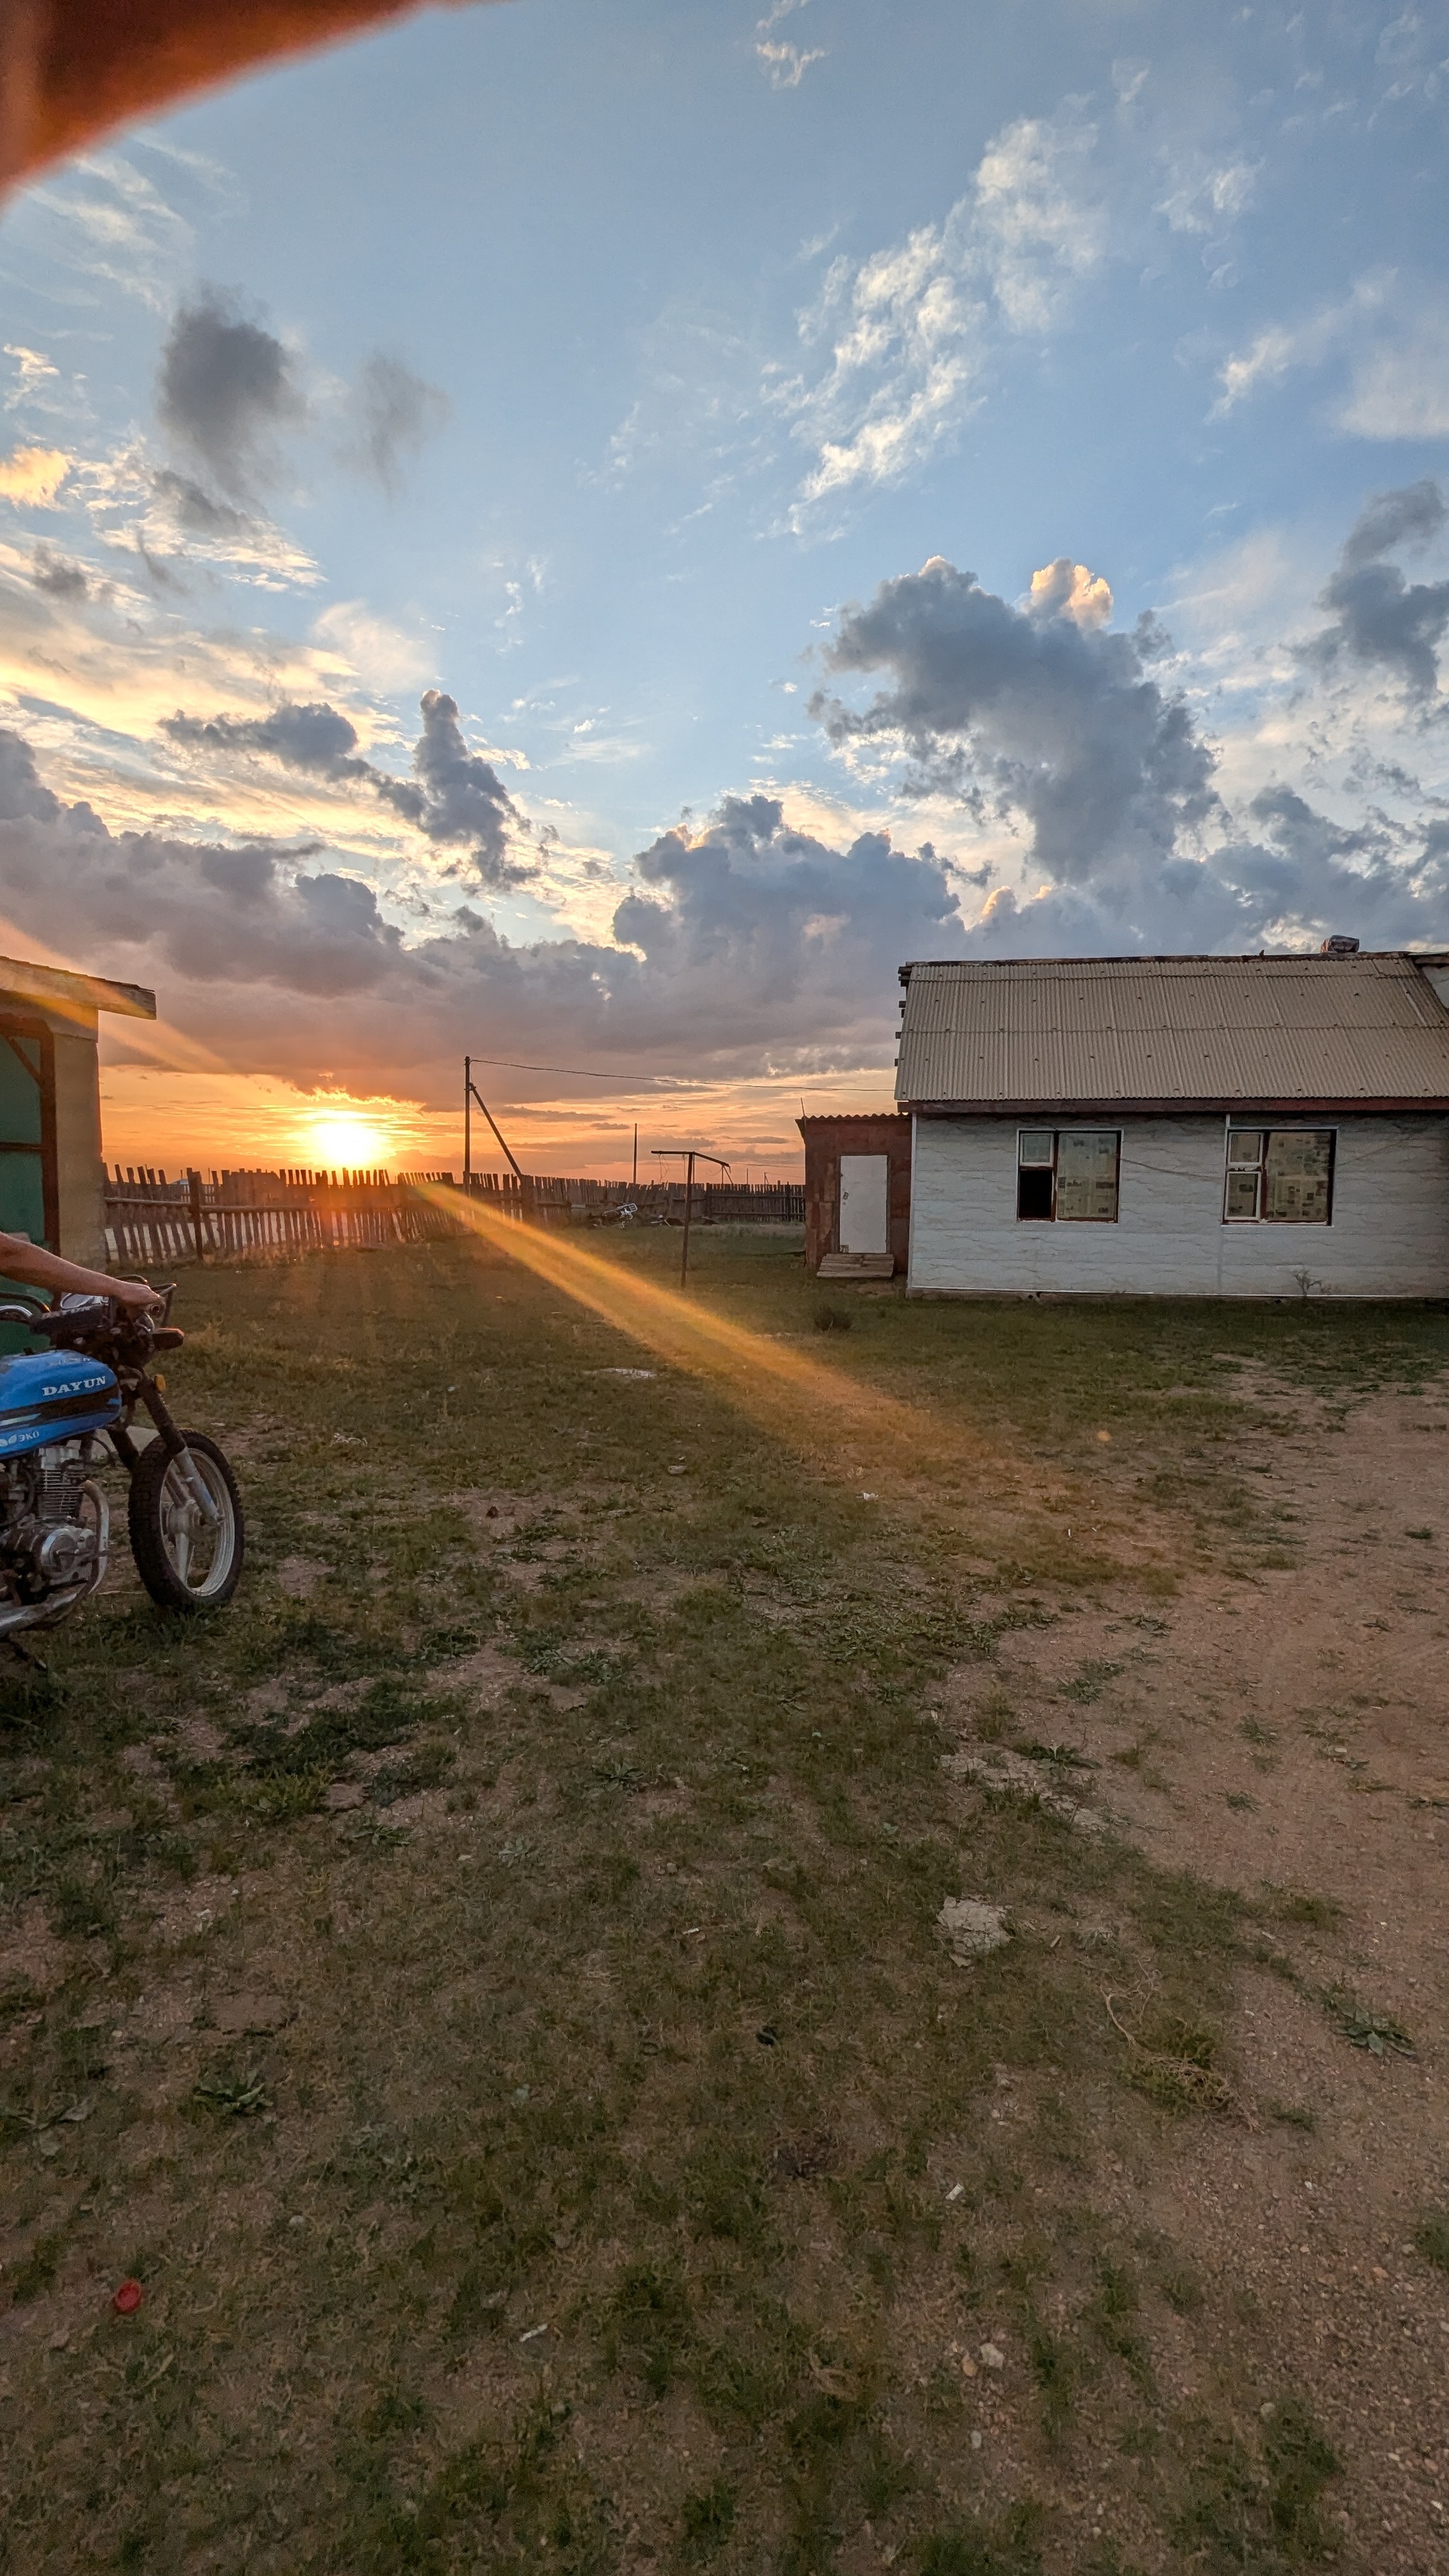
[0,1230,1441,2572]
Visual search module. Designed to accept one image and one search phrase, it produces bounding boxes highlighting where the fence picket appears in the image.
[102,1167,804,1270]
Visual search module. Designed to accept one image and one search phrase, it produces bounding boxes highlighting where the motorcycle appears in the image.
[0,1285,243,1646]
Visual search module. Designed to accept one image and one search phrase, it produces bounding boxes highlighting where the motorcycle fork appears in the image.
[110,1378,220,1525]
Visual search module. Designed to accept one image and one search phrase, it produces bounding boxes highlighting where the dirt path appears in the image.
[949,1378,1449,2571]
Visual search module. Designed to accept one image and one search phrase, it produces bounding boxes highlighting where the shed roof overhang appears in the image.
[0,954,156,1028]
[904,1096,1449,1119]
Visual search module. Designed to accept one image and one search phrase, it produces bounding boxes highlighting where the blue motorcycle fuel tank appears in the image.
[0,1349,122,1457]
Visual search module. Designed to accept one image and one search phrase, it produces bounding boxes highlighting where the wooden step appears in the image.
[816,1252,895,1280]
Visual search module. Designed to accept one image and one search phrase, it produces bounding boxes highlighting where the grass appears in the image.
[0,1228,1441,2573]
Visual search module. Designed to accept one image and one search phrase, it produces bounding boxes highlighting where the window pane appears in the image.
[1263,1130,1333,1223]
[1017,1165,1055,1221]
[1223,1167,1260,1220]
[1018,1130,1054,1167]
[1226,1130,1263,1167]
[1055,1130,1119,1221]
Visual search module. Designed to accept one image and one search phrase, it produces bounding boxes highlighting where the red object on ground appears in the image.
[111,2280,144,2315]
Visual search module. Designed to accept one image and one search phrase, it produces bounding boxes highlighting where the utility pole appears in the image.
[632,1124,637,1191]
[462,1058,529,1217]
[652,1147,729,1287]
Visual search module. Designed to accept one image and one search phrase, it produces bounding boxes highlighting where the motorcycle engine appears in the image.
[0,1438,108,1602]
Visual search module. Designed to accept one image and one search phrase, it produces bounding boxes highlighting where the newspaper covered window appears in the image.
[1017,1129,1120,1223]
[1223,1128,1334,1223]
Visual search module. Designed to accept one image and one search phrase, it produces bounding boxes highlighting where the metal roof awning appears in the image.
[895,954,1449,1111]
[0,954,156,1024]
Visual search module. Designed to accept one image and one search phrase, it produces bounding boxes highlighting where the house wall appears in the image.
[799,1115,912,1273]
[908,1112,1449,1299]
[50,1018,105,1264]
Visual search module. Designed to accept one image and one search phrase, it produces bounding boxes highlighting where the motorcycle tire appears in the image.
[128,1431,245,1612]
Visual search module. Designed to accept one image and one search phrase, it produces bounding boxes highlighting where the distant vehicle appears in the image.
[0,1288,243,1646]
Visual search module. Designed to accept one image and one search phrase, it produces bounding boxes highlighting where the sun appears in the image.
[306,1111,396,1171]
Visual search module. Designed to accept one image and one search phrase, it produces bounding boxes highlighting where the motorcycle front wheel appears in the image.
[128,1431,245,1612]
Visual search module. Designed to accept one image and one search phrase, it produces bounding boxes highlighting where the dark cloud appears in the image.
[149,467,260,543]
[812,554,1220,890]
[0,731,963,1089]
[342,354,449,497]
[401,689,521,886]
[163,688,531,891]
[163,701,373,782]
[31,543,89,600]
[809,544,1449,957]
[1305,479,1449,700]
[156,289,306,499]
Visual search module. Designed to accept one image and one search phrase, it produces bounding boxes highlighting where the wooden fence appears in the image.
[103,1165,804,1269]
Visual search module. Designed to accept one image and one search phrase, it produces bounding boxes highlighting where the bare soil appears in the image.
[943,1377,1449,2570]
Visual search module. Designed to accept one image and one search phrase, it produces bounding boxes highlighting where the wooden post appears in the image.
[188,1169,204,1261]
[680,1149,694,1288]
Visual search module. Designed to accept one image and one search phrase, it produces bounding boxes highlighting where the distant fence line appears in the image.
[103,1165,804,1269]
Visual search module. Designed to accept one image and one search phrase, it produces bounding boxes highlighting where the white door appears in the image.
[839,1154,889,1255]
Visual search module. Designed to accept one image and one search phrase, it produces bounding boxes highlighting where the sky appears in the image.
[1,0,1448,1179]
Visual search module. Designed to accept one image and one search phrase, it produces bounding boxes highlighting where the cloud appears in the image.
[812,553,1216,888]
[163,687,532,890]
[1155,156,1258,239]
[971,108,1104,334]
[4,347,59,409]
[809,534,1449,957]
[1028,557,1113,629]
[0,727,963,1089]
[1338,306,1449,439]
[31,543,91,599]
[311,599,436,693]
[1302,479,1449,700]
[162,700,375,781]
[156,288,306,499]
[0,446,70,506]
[755,0,826,88]
[340,354,449,496]
[1213,275,1449,437]
[783,104,1104,516]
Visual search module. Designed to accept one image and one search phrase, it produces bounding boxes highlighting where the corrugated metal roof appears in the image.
[894,954,1449,1108]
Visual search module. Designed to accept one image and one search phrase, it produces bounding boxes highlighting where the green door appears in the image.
[0,1020,58,1341]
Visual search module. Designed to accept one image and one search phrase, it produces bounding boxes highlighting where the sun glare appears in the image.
[306,1113,395,1171]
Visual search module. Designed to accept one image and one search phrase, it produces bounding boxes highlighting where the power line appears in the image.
[463,1053,708,1083]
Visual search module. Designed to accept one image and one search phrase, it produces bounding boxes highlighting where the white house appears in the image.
[896,949,1449,1300]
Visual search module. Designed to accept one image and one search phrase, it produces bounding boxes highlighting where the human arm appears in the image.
[0,1232,161,1312]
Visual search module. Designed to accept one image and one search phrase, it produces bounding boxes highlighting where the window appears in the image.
[1017,1128,1120,1222]
[1223,1128,1334,1224]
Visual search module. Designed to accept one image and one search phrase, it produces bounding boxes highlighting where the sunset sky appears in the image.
[1,0,1448,1178]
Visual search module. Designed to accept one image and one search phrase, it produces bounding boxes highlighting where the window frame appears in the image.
[1015,1126,1121,1225]
[1222,1124,1336,1227]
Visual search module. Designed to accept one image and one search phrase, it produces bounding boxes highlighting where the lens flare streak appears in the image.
[418,1185,1010,1508]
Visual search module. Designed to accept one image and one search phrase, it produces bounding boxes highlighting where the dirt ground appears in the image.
[945,1376,1449,2572]
[4,1240,1449,2575]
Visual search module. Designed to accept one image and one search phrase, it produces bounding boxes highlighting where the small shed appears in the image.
[797,1114,913,1277]
[0,954,156,1264]
[896,950,1449,1300]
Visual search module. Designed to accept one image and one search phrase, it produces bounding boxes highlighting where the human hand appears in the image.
[112,1278,164,1313]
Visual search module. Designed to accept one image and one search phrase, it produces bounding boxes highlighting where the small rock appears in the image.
[979,2342,1005,2370]
[937,1898,1010,1963]
[211,1993,294,2036]
[323,1782,365,1812]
